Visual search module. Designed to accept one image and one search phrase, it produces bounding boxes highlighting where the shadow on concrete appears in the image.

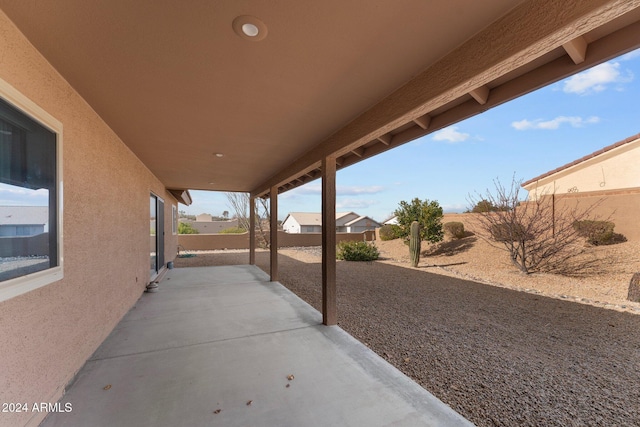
[186,251,640,426]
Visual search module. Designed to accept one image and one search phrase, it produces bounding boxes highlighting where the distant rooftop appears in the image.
[0,206,48,225]
[284,212,356,226]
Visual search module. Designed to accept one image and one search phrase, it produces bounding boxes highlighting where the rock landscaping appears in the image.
[174,238,640,426]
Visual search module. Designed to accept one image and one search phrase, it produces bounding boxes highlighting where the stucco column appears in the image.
[322,155,337,326]
[249,195,256,265]
[270,186,278,282]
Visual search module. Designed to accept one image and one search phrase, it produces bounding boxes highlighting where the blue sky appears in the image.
[181,47,640,222]
[3,49,638,221]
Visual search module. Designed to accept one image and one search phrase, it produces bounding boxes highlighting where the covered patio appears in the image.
[41,265,471,427]
[2,2,640,426]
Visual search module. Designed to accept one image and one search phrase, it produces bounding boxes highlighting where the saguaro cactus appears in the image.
[409,220,421,268]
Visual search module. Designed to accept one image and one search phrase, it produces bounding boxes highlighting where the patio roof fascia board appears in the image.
[317,19,640,178]
[250,0,639,198]
[168,189,192,206]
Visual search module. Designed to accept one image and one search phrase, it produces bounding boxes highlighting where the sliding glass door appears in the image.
[150,194,164,280]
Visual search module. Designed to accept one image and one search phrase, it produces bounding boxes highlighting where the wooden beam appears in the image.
[335,157,343,166]
[253,21,640,185]
[563,35,588,64]
[269,185,278,282]
[377,134,392,145]
[469,85,490,105]
[351,147,365,157]
[250,0,639,198]
[249,196,256,265]
[412,114,431,130]
[322,155,337,326]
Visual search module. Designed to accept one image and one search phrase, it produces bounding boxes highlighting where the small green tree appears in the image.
[178,222,199,234]
[393,198,444,243]
[470,199,500,213]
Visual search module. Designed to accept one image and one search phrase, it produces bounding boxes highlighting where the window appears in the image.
[172,205,178,235]
[0,81,63,302]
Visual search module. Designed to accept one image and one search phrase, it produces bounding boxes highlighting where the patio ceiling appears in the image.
[1,1,639,199]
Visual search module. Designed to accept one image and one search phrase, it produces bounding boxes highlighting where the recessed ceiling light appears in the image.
[242,23,259,37]
[215,153,223,157]
[232,15,268,41]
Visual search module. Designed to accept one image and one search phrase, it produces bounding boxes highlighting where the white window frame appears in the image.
[172,205,178,235]
[0,77,64,303]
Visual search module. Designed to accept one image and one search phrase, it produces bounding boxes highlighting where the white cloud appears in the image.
[0,184,48,206]
[620,48,640,61]
[511,115,600,131]
[336,198,379,209]
[284,184,320,197]
[337,185,384,196]
[285,184,384,197]
[562,62,633,95]
[432,126,470,143]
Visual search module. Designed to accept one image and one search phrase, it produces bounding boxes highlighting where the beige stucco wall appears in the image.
[0,11,178,427]
[525,139,640,200]
[178,230,375,251]
[546,189,640,242]
[441,198,639,242]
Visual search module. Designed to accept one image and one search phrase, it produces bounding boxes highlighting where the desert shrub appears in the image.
[468,176,603,275]
[178,222,199,234]
[379,224,400,241]
[444,221,465,239]
[573,220,627,246]
[336,241,379,261]
[219,227,247,234]
[393,198,444,243]
[468,199,507,213]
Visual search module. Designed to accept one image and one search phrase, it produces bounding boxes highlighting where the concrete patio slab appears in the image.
[41,265,473,427]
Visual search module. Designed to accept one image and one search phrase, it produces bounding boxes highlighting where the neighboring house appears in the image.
[336,212,360,232]
[0,206,48,236]
[522,132,640,241]
[282,212,380,233]
[343,215,382,233]
[522,132,640,199]
[282,212,323,233]
[382,215,398,225]
[196,213,213,222]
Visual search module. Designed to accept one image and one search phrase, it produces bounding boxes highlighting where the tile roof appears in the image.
[522,132,640,187]
[285,212,357,226]
[344,216,381,227]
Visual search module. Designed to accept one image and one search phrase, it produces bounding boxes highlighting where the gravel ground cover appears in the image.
[174,241,640,426]
[0,256,49,282]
